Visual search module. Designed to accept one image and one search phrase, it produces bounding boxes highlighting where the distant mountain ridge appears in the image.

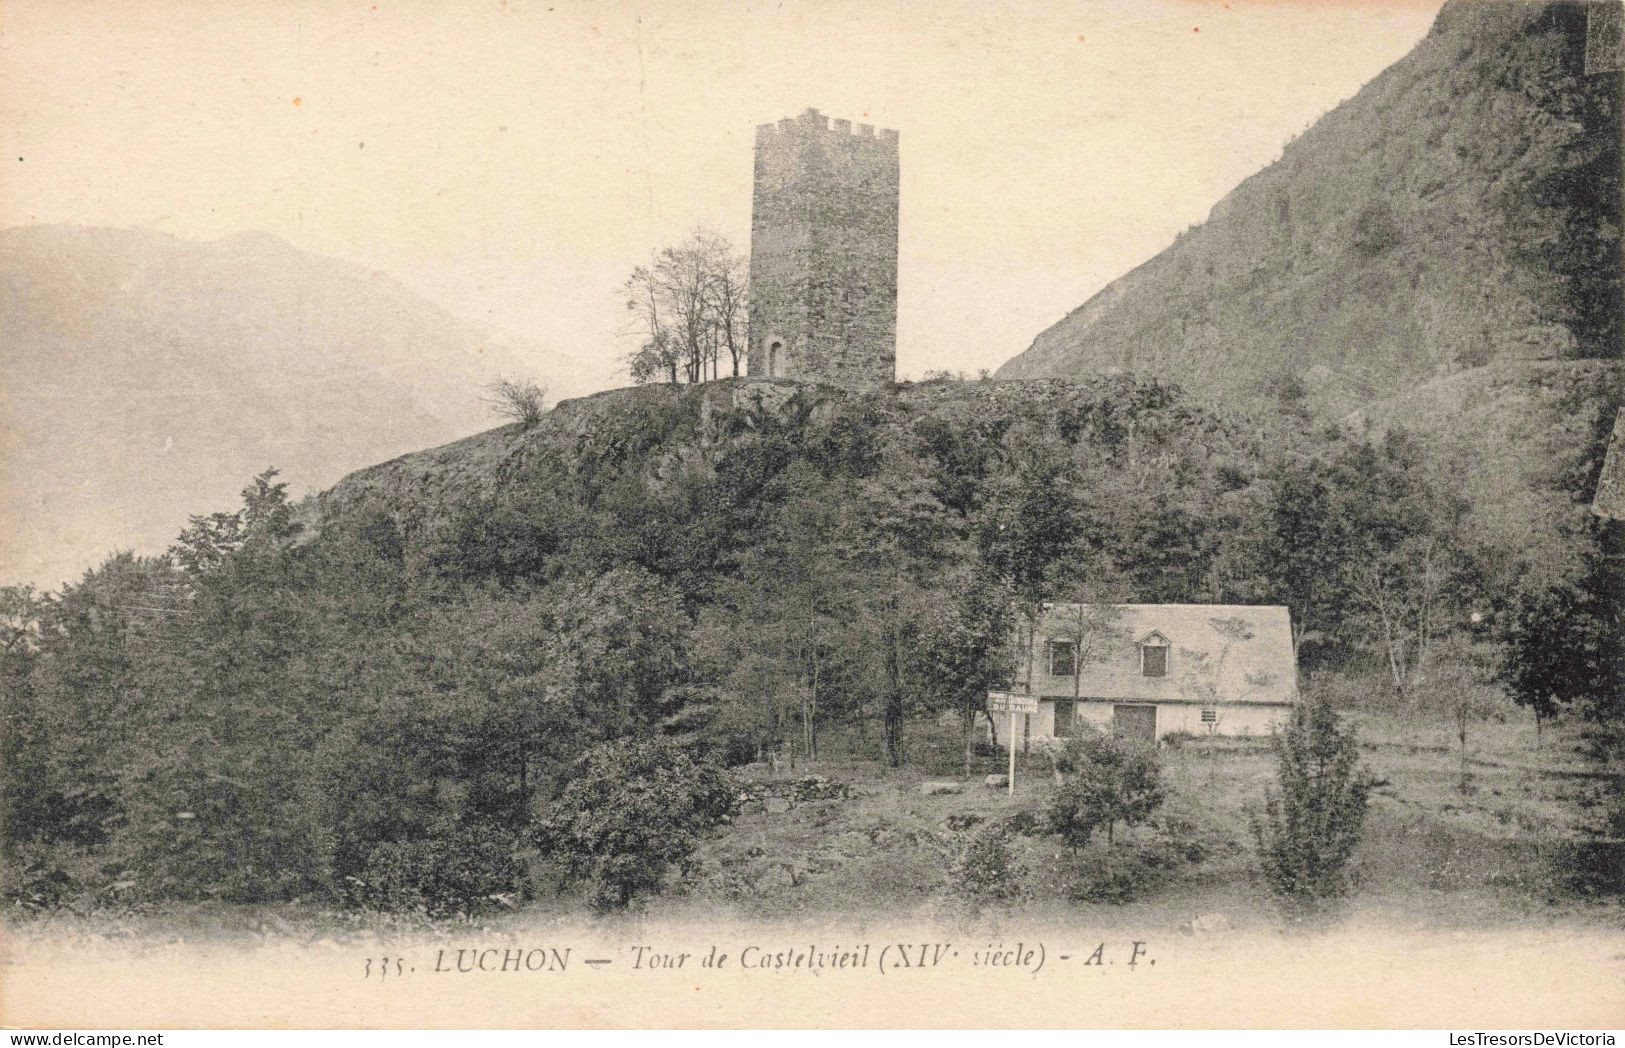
[0,224,589,587]
[997,0,1621,421]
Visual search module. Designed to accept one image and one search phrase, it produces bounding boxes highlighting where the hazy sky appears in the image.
[2,0,1444,388]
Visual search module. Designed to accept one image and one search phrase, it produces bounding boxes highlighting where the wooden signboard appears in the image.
[987,691,1038,794]
[986,691,1039,715]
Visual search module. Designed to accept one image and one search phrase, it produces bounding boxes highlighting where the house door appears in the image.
[1112,704,1157,747]
[1053,699,1075,738]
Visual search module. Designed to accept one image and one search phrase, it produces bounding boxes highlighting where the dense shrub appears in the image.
[1063,817,1212,904]
[2,841,87,910]
[946,823,1026,907]
[1560,722,1625,897]
[1557,836,1625,897]
[1046,728,1165,850]
[1251,702,1372,904]
[533,738,736,912]
[347,823,527,918]
[1148,815,1215,866]
[1065,848,1166,904]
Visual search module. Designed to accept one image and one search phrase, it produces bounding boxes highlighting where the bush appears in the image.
[946,823,1026,907]
[1558,837,1625,897]
[1046,728,1165,850]
[1250,702,1372,904]
[1065,848,1167,904]
[486,377,548,428]
[1561,752,1625,896]
[532,738,736,912]
[348,822,527,918]
[1063,818,1212,904]
[1146,814,1216,866]
[2,841,84,910]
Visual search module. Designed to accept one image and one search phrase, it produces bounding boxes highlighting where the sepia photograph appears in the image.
[1,0,1622,1033]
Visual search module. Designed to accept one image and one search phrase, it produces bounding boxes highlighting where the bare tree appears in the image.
[625,264,679,384]
[1044,601,1124,723]
[486,377,548,428]
[663,236,713,383]
[709,242,749,378]
[1044,601,1126,782]
[1345,535,1455,706]
[623,228,748,385]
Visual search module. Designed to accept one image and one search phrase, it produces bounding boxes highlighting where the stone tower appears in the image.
[747,108,898,389]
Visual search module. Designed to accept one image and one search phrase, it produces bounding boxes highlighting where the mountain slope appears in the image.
[0,225,590,587]
[997,1,1621,421]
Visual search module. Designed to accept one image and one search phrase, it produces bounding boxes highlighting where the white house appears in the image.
[997,603,1299,746]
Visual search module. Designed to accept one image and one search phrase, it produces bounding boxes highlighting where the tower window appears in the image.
[768,340,784,377]
[1200,707,1217,724]
[1047,639,1076,677]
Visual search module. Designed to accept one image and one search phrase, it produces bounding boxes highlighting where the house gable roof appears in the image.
[1029,603,1297,706]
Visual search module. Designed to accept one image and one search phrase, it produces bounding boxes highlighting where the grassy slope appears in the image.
[664,706,1618,934]
[997,2,1620,419]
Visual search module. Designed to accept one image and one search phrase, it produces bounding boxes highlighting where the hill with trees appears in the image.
[4,0,1621,920]
[7,373,1615,911]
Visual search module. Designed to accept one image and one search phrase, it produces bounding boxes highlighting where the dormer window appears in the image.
[1047,639,1076,677]
[1138,631,1170,677]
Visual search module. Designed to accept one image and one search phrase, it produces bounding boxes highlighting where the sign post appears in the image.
[1009,705,1016,794]
[987,691,1039,796]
